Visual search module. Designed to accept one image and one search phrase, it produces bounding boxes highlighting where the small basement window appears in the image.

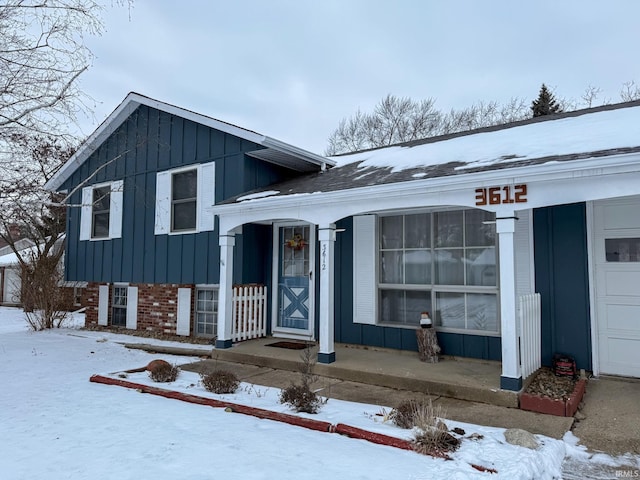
[112,285,127,327]
[195,287,218,337]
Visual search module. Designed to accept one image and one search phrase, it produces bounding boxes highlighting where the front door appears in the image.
[593,196,640,377]
[273,224,314,339]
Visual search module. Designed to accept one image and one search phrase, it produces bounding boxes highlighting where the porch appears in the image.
[207,336,519,408]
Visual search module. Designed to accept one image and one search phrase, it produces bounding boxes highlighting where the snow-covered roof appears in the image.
[222,100,640,204]
[45,93,334,191]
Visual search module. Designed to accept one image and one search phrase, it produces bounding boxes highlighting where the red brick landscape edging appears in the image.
[89,375,416,449]
[90,374,498,474]
[520,378,587,417]
[89,375,333,433]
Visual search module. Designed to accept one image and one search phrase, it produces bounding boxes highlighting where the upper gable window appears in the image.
[79,180,124,241]
[171,169,197,231]
[155,162,215,235]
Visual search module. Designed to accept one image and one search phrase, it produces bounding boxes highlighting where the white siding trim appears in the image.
[176,287,191,336]
[109,180,124,239]
[198,162,216,232]
[515,209,535,301]
[98,285,109,326]
[154,171,171,235]
[353,215,377,325]
[126,286,138,330]
[80,187,92,241]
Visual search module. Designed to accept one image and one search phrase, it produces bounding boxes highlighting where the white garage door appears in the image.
[593,196,640,377]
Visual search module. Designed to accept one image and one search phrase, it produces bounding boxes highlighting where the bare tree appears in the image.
[326,94,529,155]
[326,95,443,155]
[0,0,107,141]
[0,1,131,328]
[0,135,74,329]
[581,85,604,108]
[620,80,640,102]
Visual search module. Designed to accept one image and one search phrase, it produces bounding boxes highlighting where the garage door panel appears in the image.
[599,336,640,376]
[603,204,640,230]
[603,303,640,331]
[603,271,640,296]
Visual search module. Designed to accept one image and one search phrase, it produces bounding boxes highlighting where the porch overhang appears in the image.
[211,149,640,391]
[210,151,640,231]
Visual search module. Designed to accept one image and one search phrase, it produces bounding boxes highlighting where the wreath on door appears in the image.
[285,233,306,250]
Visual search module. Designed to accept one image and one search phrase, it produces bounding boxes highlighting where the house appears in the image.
[0,237,83,309]
[45,94,640,390]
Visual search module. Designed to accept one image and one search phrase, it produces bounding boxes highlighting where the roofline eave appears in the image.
[209,151,640,228]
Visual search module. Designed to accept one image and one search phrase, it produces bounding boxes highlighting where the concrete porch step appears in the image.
[207,338,519,408]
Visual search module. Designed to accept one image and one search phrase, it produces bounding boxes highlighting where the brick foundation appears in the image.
[85,282,195,336]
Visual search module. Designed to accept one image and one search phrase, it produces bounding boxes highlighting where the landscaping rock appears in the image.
[504,428,539,449]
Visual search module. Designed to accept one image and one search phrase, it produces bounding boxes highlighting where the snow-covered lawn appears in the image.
[0,306,637,479]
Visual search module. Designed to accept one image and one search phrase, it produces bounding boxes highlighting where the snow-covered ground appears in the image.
[0,306,638,479]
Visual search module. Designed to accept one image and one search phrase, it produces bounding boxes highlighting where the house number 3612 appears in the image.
[475,184,527,206]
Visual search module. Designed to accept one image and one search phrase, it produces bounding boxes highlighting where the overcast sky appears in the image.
[79,0,640,154]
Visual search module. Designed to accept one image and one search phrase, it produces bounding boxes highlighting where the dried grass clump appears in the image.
[390,398,460,455]
[148,362,180,383]
[200,369,240,394]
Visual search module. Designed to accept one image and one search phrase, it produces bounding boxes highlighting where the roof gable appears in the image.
[45,93,333,191]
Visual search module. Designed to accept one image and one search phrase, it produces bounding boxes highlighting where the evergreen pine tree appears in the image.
[531,84,563,117]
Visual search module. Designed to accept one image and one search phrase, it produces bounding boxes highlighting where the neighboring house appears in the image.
[0,255,22,306]
[0,239,34,306]
[0,237,83,309]
[45,94,640,391]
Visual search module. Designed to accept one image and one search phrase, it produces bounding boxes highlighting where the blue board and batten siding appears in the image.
[533,203,592,370]
[62,105,291,286]
[333,217,501,359]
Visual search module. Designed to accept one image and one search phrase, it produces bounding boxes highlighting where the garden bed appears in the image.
[519,368,586,417]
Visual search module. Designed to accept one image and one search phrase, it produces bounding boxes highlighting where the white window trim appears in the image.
[154,162,216,236]
[194,284,219,338]
[79,180,124,241]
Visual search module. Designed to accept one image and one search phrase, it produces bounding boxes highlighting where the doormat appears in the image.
[265,341,312,350]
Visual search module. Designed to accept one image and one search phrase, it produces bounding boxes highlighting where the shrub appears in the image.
[390,399,422,429]
[148,362,180,383]
[390,398,460,455]
[413,428,460,456]
[200,369,240,394]
[279,383,322,414]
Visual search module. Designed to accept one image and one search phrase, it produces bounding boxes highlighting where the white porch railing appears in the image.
[519,293,542,379]
[231,284,267,342]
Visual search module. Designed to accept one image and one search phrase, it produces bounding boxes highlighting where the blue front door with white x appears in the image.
[276,224,313,337]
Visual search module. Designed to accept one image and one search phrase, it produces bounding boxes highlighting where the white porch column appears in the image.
[497,215,522,390]
[216,233,235,349]
[317,224,336,363]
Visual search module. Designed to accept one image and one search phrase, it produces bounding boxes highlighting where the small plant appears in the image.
[279,341,325,413]
[242,384,267,398]
[390,399,423,428]
[148,362,180,383]
[390,398,460,455]
[200,369,240,394]
[280,383,322,414]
